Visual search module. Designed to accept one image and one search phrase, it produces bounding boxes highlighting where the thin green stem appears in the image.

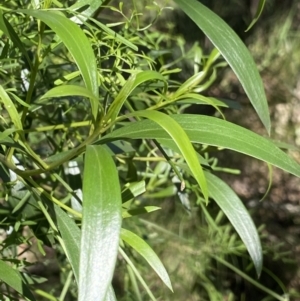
[212,255,288,301]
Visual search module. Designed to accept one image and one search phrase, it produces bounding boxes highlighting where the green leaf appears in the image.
[69,0,106,22]
[0,128,17,141]
[0,259,36,301]
[0,11,33,70]
[122,206,161,218]
[90,18,138,52]
[121,228,173,291]
[245,0,266,32]
[79,145,122,301]
[54,205,81,283]
[19,9,99,120]
[173,0,270,133]
[105,286,117,301]
[38,85,99,105]
[0,85,23,130]
[126,110,208,201]
[205,172,262,276]
[53,205,117,301]
[102,115,300,178]
[122,181,146,203]
[104,71,167,124]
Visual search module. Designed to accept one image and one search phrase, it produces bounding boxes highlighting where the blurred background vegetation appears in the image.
[116,0,300,300]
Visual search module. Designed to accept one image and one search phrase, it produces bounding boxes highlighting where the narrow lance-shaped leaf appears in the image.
[126,110,208,202]
[0,85,23,130]
[101,115,300,178]
[0,11,33,70]
[205,172,262,276]
[19,10,99,120]
[38,85,99,105]
[121,228,173,291]
[173,0,271,133]
[69,0,106,23]
[54,205,81,283]
[79,145,122,301]
[0,259,36,301]
[54,205,117,301]
[245,0,266,32]
[104,71,167,124]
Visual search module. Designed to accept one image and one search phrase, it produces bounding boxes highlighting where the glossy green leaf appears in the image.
[38,85,99,104]
[121,228,173,291]
[205,172,262,276]
[102,115,300,178]
[126,110,208,201]
[0,85,23,130]
[104,71,167,124]
[79,145,121,301]
[19,10,99,120]
[173,0,270,133]
[245,0,266,32]
[0,259,36,301]
[54,205,117,301]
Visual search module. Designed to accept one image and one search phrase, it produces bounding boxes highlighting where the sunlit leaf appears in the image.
[125,110,208,201]
[54,205,117,300]
[38,85,99,105]
[102,115,300,178]
[173,0,270,133]
[79,145,121,301]
[19,9,99,120]
[121,228,173,290]
[104,71,167,124]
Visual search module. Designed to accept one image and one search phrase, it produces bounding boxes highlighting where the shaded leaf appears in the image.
[0,259,36,301]
[0,85,23,130]
[245,0,266,32]
[54,205,81,283]
[122,206,161,218]
[205,172,262,276]
[0,11,33,70]
[122,181,146,203]
[0,128,17,140]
